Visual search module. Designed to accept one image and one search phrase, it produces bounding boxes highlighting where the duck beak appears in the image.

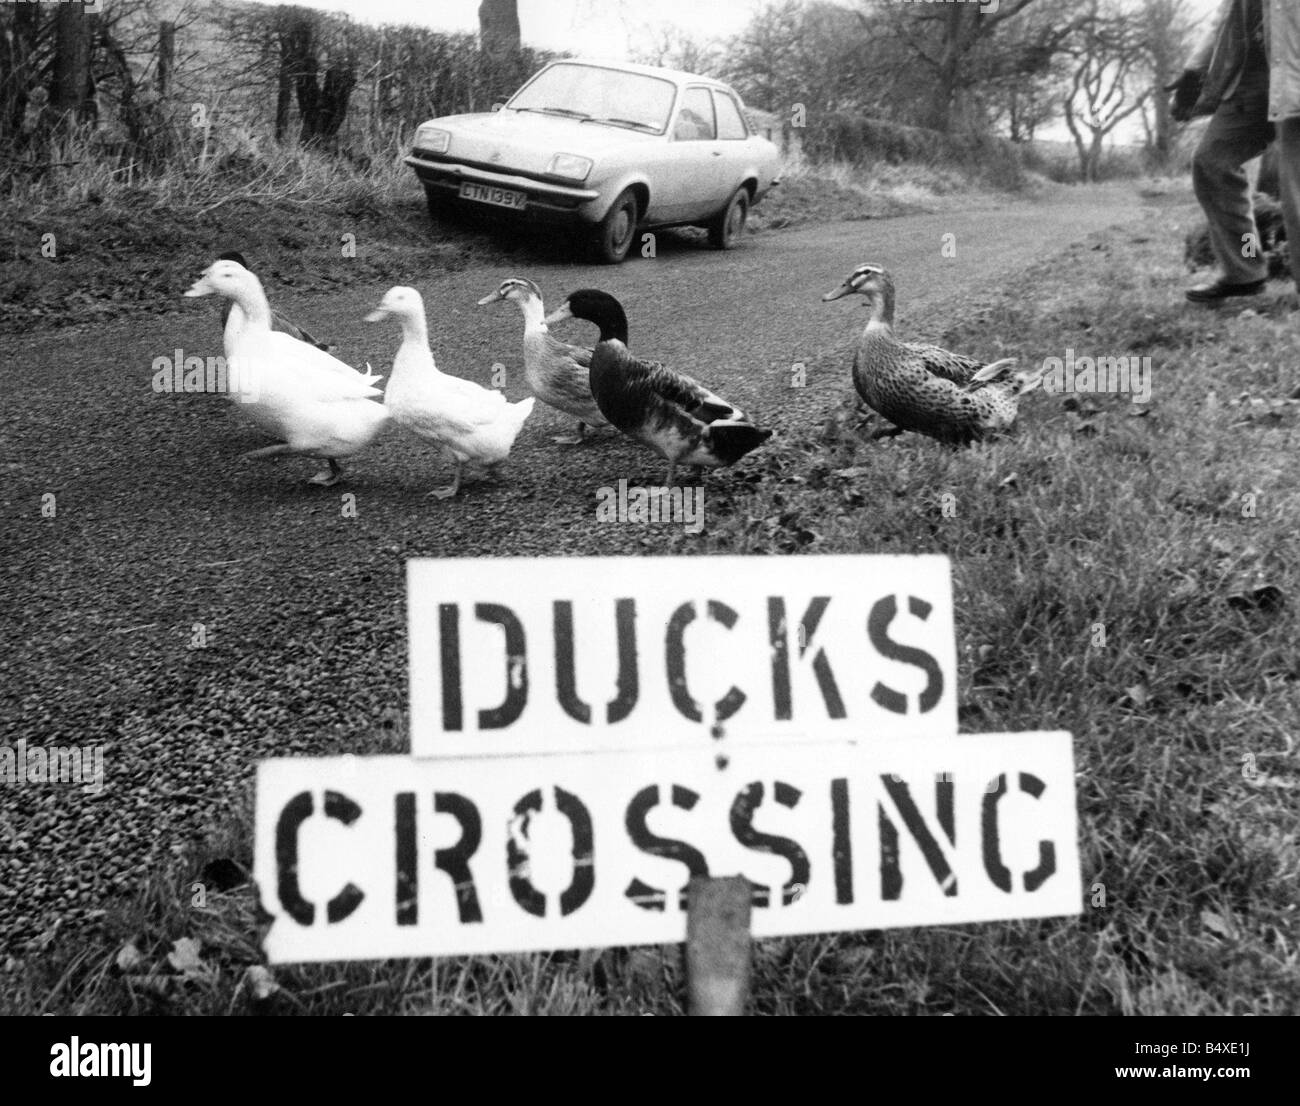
[821,283,853,302]
[544,302,573,326]
[364,307,388,322]
[476,289,504,306]
[184,275,214,298]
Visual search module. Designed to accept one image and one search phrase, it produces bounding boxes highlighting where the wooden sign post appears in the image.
[686,876,753,1016]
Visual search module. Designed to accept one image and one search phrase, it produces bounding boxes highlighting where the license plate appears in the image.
[459,182,526,210]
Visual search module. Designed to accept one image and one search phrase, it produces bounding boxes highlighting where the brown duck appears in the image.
[823,263,1042,444]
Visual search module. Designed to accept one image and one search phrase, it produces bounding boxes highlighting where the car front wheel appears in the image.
[593,188,638,264]
[707,187,749,250]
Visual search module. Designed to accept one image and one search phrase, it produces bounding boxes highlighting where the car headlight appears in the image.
[414,125,451,154]
[546,153,593,181]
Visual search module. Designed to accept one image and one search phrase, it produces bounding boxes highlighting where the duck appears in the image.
[823,263,1043,444]
[476,277,610,444]
[184,258,390,486]
[367,286,535,499]
[545,289,770,485]
[215,251,330,353]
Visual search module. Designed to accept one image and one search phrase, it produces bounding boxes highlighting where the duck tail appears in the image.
[708,422,772,465]
[511,396,536,427]
[1012,364,1047,397]
[964,357,1017,391]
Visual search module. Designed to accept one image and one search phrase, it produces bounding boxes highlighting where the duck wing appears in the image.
[270,309,325,349]
[631,356,745,424]
[401,378,518,441]
[545,333,592,369]
[242,332,383,400]
[901,341,986,386]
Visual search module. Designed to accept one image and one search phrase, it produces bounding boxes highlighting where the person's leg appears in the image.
[1273,117,1300,295]
[1191,95,1276,286]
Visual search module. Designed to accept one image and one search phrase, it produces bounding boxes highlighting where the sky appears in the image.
[280,0,771,59]
[257,0,1225,59]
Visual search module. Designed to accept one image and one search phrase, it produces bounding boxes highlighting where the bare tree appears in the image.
[1135,0,1192,166]
[631,24,723,77]
[1063,4,1150,181]
[52,2,96,122]
[478,0,521,57]
[892,0,1045,133]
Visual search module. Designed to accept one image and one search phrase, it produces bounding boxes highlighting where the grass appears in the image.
[7,216,1298,1016]
[752,149,1050,231]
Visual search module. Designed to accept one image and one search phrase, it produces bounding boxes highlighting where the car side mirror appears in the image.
[492,102,505,112]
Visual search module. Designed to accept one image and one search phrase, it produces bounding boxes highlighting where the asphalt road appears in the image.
[0,190,1147,953]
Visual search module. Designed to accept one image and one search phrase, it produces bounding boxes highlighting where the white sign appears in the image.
[407,556,957,758]
[255,733,1079,963]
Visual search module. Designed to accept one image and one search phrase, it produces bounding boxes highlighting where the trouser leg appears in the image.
[1274,117,1300,293]
[1191,95,1275,284]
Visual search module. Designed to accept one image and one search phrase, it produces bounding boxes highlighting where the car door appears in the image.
[654,85,729,223]
[711,89,754,201]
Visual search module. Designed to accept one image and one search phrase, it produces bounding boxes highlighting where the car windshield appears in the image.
[509,64,677,134]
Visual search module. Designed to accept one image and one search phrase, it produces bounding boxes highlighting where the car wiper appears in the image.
[583,116,658,132]
[532,106,592,119]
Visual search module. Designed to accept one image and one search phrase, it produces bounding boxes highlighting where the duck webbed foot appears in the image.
[552,421,588,446]
[427,457,463,500]
[869,424,906,441]
[305,459,344,487]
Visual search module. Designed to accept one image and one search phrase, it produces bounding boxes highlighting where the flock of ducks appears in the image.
[181,255,1044,495]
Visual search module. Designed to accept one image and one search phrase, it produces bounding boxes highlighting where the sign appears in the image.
[407,556,957,758]
[255,732,1079,963]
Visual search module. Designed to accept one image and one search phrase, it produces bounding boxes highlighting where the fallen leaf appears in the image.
[1200,909,1235,939]
[243,964,281,1001]
[167,937,204,977]
[115,942,145,974]
[1125,683,1150,708]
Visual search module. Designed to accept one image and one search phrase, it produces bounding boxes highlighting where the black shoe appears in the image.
[1186,278,1266,303]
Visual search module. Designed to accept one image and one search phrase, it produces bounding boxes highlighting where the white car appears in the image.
[404,59,782,263]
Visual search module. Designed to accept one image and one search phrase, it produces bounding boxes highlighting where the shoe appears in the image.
[1186,278,1266,303]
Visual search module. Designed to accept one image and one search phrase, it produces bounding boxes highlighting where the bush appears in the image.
[802,112,1028,190]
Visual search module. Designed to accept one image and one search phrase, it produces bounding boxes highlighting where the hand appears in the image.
[1166,69,1204,122]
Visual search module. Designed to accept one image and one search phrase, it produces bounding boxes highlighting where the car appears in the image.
[403,59,782,263]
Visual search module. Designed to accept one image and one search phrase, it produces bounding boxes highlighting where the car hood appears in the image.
[426,111,656,173]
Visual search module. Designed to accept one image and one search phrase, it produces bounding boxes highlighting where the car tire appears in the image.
[592,188,639,264]
[707,187,749,250]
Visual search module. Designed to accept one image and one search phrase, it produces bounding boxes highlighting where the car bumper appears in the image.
[405,153,604,225]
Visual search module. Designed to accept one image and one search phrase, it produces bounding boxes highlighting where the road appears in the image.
[0,189,1147,952]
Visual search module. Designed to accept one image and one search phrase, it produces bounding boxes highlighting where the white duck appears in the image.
[184,258,390,486]
[476,277,609,444]
[366,286,535,499]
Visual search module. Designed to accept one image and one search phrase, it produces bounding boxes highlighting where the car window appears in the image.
[712,91,748,140]
[509,63,677,134]
[673,87,716,141]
